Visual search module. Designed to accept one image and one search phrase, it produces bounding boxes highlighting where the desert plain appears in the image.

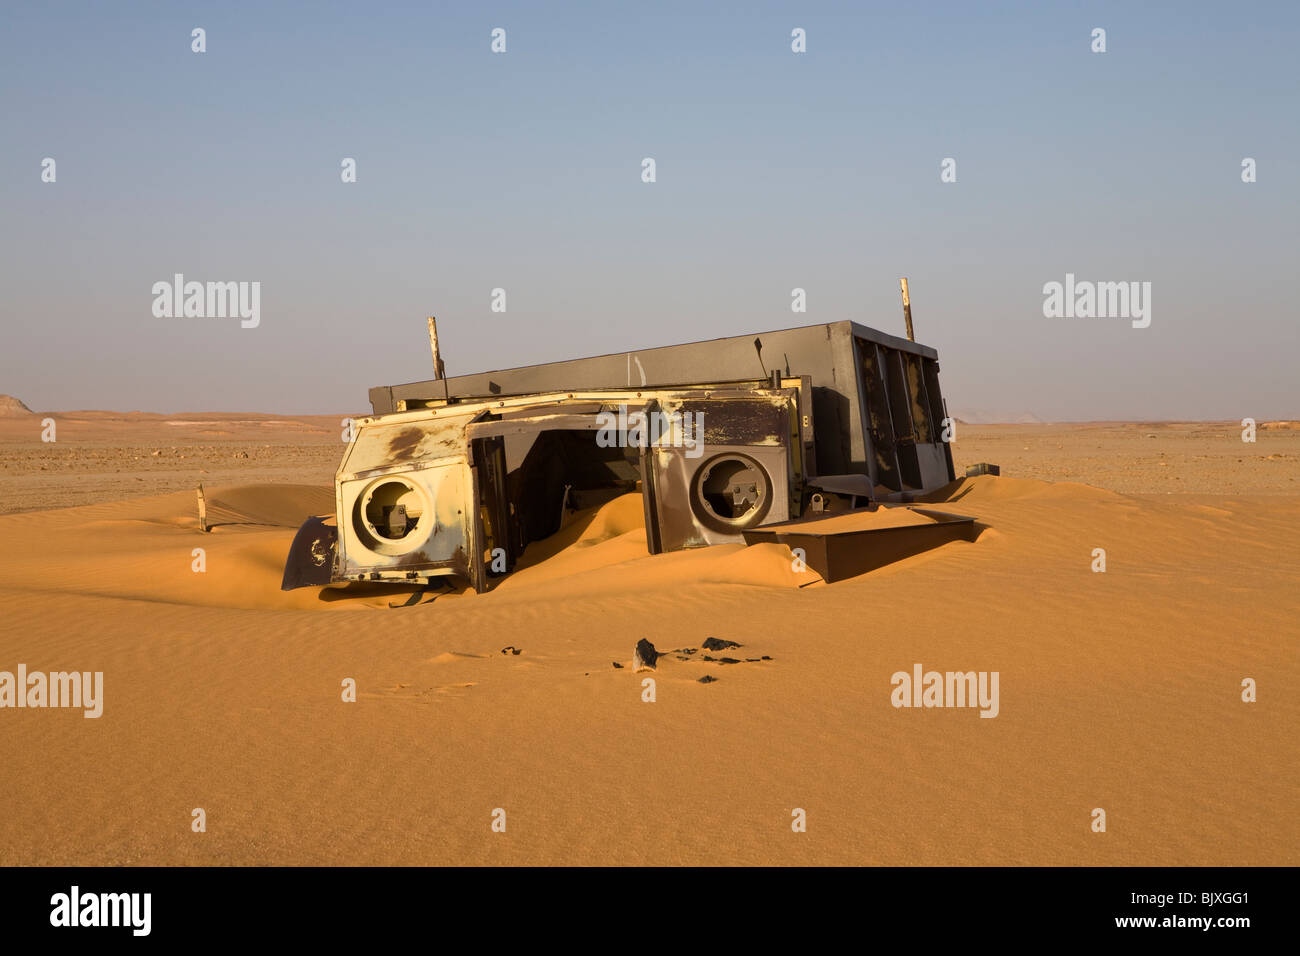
[0,401,1296,865]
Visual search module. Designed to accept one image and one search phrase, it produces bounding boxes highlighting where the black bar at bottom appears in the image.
[0,865,1284,943]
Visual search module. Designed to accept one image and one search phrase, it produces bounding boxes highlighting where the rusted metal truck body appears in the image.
[282,321,962,592]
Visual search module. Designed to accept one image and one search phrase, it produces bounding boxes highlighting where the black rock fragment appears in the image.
[633,638,659,671]
[702,637,741,651]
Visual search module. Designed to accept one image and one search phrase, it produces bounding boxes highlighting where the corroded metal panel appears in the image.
[340,412,481,480]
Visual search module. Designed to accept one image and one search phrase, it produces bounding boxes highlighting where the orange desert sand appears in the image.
[0,409,1297,865]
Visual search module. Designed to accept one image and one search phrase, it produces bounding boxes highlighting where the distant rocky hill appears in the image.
[952,407,1046,425]
[0,395,34,417]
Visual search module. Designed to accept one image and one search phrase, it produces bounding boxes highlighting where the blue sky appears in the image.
[2,1,1296,418]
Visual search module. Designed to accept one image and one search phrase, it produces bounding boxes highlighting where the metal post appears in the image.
[900,278,915,342]
[196,483,208,533]
[428,316,451,403]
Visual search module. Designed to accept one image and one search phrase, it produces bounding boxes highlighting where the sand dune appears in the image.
[0,423,1297,865]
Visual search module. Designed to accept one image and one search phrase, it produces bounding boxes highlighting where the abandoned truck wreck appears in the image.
[282,319,973,592]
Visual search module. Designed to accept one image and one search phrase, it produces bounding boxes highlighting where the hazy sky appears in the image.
[2,1,1296,420]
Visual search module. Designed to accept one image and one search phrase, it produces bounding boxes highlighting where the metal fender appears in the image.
[280,516,339,590]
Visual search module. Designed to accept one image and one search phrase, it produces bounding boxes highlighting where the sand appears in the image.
[0,416,1296,865]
